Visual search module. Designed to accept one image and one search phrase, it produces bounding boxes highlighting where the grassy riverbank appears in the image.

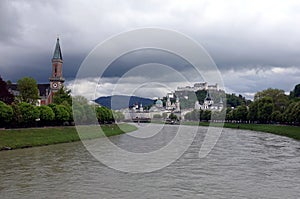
[181,121,300,140]
[0,123,137,151]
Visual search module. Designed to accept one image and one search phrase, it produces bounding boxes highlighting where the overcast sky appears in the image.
[1,0,300,99]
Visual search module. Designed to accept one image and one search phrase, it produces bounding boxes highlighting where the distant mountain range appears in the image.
[94,95,155,110]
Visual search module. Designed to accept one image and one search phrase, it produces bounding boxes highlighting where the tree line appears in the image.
[185,84,300,125]
[0,76,124,128]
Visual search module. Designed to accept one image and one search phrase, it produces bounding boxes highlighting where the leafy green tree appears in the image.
[15,102,40,126]
[112,111,125,122]
[283,101,300,123]
[73,109,84,123]
[0,76,14,104]
[255,88,288,112]
[211,109,226,121]
[53,87,72,106]
[234,105,248,121]
[290,84,300,99]
[195,90,207,104]
[257,97,274,123]
[185,110,197,121]
[60,100,73,121]
[96,106,113,124]
[51,88,73,122]
[270,111,283,123]
[17,77,39,105]
[248,101,258,122]
[169,113,178,120]
[81,104,95,124]
[162,112,168,119]
[11,103,21,127]
[226,108,234,121]
[72,101,86,124]
[0,101,13,127]
[72,96,97,124]
[226,93,247,108]
[38,105,55,125]
[49,104,70,124]
[72,95,88,104]
[202,110,211,121]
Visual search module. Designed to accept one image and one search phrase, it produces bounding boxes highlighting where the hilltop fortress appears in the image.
[121,82,225,121]
[176,82,220,92]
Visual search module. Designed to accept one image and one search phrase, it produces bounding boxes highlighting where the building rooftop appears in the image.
[52,37,63,60]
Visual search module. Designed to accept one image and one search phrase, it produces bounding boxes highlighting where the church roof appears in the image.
[52,37,63,60]
[205,92,212,101]
[8,83,50,97]
[37,84,51,96]
[156,99,163,105]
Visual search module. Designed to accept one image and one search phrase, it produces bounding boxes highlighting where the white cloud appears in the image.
[67,76,182,100]
[222,66,300,98]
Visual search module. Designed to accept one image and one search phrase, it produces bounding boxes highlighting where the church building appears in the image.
[8,37,65,105]
[44,37,65,105]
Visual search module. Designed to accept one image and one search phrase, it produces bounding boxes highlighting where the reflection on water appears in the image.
[0,125,300,198]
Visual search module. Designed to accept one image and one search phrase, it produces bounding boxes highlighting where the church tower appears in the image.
[48,37,65,103]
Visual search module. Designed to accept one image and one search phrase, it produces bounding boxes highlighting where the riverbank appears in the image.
[181,121,300,140]
[0,123,137,151]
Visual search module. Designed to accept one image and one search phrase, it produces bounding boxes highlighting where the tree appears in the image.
[169,113,178,120]
[38,105,55,125]
[202,110,211,121]
[184,110,202,121]
[53,87,72,106]
[112,111,125,122]
[49,104,70,125]
[72,96,97,124]
[290,84,300,99]
[248,101,258,122]
[257,97,274,123]
[226,93,247,108]
[0,76,14,104]
[96,106,113,124]
[283,101,300,124]
[226,108,234,121]
[60,100,73,121]
[255,88,288,112]
[270,111,283,123]
[0,101,13,127]
[17,77,39,105]
[234,105,248,121]
[211,109,226,121]
[195,90,207,104]
[162,112,168,119]
[15,102,40,126]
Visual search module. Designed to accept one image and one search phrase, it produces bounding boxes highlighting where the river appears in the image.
[1,124,300,198]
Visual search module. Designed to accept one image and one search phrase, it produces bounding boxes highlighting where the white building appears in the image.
[194,92,224,111]
[177,82,220,92]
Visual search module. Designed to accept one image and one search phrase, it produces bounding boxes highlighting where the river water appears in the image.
[1,124,300,198]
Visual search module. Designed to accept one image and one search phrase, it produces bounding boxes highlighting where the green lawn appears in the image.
[0,123,137,150]
[181,121,300,140]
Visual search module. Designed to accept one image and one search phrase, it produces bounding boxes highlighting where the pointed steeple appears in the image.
[52,37,63,60]
[205,91,212,101]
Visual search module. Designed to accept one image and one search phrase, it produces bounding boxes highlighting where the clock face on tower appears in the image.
[52,82,58,88]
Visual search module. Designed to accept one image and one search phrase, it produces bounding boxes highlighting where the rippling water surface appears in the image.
[0,124,299,198]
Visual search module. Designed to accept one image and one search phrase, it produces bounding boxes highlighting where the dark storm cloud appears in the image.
[102,49,195,78]
[0,0,299,97]
[0,1,22,44]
